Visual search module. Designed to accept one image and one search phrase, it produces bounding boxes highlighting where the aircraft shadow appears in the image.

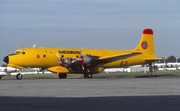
[0,95,180,111]
[135,74,178,78]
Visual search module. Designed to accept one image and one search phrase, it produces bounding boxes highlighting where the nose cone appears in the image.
[3,56,9,64]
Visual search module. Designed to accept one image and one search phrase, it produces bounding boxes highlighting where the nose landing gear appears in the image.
[16,73,23,80]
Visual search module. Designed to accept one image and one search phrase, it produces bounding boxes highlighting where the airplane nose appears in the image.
[3,56,9,64]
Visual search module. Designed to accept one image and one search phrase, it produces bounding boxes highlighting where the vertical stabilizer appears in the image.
[134,29,155,56]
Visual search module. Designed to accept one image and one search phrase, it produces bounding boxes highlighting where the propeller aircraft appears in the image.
[3,28,165,79]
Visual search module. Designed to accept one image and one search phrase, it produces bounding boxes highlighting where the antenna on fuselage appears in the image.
[33,44,36,47]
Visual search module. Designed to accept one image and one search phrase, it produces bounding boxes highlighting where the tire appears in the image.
[0,75,2,79]
[58,74,67,79]
[84,74,93,78]
[16,73,23,80]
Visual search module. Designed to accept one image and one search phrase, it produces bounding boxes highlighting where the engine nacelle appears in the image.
[79,55,97,65]
[58,55,98,70]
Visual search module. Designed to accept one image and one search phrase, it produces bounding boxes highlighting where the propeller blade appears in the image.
[56,53,61,61]
[81,64,84,70]
[80,50,82,56]
[76,58,82,61]
[80,47,83,56]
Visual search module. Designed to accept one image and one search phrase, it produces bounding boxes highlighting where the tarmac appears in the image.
[0,78,180,111]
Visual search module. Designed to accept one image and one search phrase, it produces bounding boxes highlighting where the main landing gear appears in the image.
[58,73,93,79]
[83,69,93,78]
[84,73,93,78]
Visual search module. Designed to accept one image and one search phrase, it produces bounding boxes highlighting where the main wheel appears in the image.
[16,73,23,80]
[84,74,93,78]
[58,74,67,79]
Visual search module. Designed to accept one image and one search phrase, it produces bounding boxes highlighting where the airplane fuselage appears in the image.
[6,47,153,74]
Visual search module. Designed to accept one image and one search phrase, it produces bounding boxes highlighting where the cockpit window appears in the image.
[15,50,26,55]
[15,51,21,54]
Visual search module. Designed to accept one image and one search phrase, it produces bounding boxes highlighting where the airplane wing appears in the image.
[97,52,142,63]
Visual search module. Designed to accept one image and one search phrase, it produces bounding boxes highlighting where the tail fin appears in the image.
[134,29,155,57]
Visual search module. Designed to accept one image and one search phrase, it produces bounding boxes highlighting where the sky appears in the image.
[0,0,180,65]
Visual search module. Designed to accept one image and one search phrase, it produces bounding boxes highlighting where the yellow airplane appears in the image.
[3,28,165,79]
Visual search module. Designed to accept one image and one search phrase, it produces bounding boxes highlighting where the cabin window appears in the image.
[22,52,26,54]
[43,54,46,58]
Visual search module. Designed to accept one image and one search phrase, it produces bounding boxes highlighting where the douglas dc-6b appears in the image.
[3,29,165,79]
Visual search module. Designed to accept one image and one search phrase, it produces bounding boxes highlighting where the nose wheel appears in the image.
[16,73,23,80]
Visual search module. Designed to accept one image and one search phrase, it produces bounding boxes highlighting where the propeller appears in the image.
[76,48,83,61]
[80,48,83,56]
[56,53,62,74]
[78,48,85,70]
[56,49,86,71]
[56,53,64,66]
[56,53,61,62]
